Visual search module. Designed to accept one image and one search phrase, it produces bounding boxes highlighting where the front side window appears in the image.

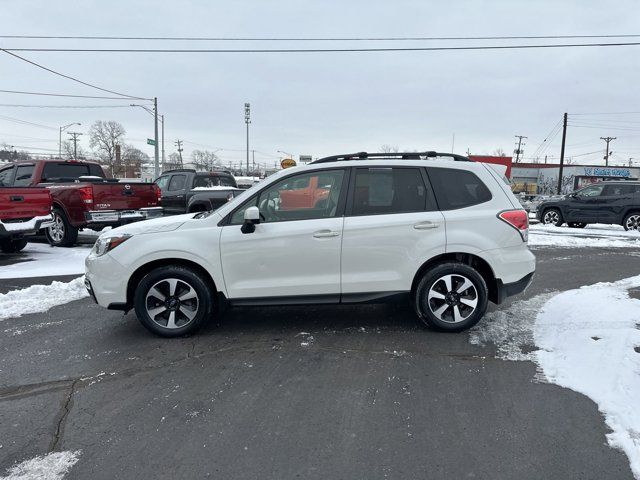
[0,166,14,186]
[352,167,430,215]
[168,174,186,191]
[14,165,34,186]
[229,169,345,224]
[577,184,604,198]
[428,168,492,210]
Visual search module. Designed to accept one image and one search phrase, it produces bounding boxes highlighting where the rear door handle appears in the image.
[313,229,340,238]
[414,221,439,230]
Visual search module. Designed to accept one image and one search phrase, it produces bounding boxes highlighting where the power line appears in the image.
[0,114,56,130]
[0,48,150,100]
[2,34,640,41]
[0,103,149,108]
[0,89,140,99]
[2,41,640,53]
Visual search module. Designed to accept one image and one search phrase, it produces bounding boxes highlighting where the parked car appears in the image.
[517,193,563,214]
[0,159,162,247]
[0,180,53,253]
[235,176,261,189]
[154,169,243,215]
[536,181,640,230]
[86,150,535,337]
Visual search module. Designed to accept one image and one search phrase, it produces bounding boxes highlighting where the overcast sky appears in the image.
[1,0,639,168]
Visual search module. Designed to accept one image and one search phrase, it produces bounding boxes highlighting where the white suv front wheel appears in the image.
[134,266,214,337]
[415,263,488,332]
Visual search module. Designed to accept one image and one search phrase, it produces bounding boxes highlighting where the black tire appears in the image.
[414,262,488,332]
[568,222,587,228]
[623,212,640,231]
[541,208,564,227]
[134,266,214,337]
[0,238,28,253]
[45,207,78,247]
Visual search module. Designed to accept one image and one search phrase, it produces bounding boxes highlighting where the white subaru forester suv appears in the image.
[85,151,535,337]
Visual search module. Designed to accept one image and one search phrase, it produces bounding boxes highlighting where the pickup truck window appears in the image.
[14,165,35,187]
[0,166,14,186]
[168,174,186,191]
[192,175,235,188]
[155,176,169,191]
[41,162,104,182]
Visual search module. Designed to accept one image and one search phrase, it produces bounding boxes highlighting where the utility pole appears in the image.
[252,149,255,173]
[153,97,159,178]
[175,139,183,165]
[244,103,251,175]
[600,136,616,166]
[59,122,80,158]
[557,113,568,195]
[514,135,527,163]
[67,132,82,160]
[161,114,165,168]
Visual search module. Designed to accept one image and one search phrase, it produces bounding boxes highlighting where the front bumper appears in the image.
[495,272,534,304]
[85,252,129,308]
[84,207,163,225]
[0,214,54,238]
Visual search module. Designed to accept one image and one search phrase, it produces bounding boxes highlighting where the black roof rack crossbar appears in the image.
[311,151,472,164]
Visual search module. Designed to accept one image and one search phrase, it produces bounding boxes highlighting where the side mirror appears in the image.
[240,206,260,234]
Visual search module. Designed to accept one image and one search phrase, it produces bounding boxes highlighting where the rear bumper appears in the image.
[0,214,54,238]
[84,207,163,225]
[495,272,534,305]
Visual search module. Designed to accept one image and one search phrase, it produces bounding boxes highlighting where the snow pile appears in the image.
[529,224,640,248]
[0,243,90,279]
[0,450,81,480]
[0,277,88,321]
[535,276,640,478]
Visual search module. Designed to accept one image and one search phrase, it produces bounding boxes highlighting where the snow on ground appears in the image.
[472,276,640,478]
[0,450,81,480]
[0,243,91,279]
[529,223,640,248]
[0,277,88,321]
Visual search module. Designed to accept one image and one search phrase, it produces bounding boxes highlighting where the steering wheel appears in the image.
[260,198,279,221]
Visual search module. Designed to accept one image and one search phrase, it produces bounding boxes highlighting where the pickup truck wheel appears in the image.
[45,208,78,247]
[134,266,214,338]
[623,212,640,231]
[542,208,563,227]
[414,262,488,332]
[0,238,28,253]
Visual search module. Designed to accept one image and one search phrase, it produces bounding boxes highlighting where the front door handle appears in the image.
[10,195,24,202]
[313,229,340,238]
[414,221,439,230]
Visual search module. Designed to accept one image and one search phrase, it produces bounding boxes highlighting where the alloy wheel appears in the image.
[626,215,640,231]
[145,278,200,329]
[48,213,65,243]
[427,274,478,323]
[543,210,559,225]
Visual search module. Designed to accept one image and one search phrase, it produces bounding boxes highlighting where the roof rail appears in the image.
[311,151,472,164]
[161,168,197,174]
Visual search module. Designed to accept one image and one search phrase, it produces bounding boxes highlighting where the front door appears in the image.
[220,168,347,300]
[565,184,605,223]
[162,174,187,214]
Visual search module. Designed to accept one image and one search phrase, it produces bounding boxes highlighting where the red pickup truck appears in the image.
[0,159,162,247]
[0,185,53,253]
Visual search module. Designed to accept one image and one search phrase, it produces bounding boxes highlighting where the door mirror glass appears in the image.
[241,206,260,234]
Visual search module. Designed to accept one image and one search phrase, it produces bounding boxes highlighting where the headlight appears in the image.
[93,234,132,256]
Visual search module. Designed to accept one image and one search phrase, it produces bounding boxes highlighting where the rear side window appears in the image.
[168,174,186,191]
[428,168,492,210]
[602,184,636,196]
[14,165,34,186]
[351,167,434,215]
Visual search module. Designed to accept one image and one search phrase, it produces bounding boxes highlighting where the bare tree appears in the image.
[191,149,221,171]
[380,144,399,154]
[89,120,126,176]
[492,148,507,157]
[120,144,148,177]
[62,140,87,160]
[163,152,182,172]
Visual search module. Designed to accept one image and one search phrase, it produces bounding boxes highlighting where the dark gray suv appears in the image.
[536,181,640,230]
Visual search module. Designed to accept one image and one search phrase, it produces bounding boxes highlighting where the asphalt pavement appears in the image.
[0,246,638,479]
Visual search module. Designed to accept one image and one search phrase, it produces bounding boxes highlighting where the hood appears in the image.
[101,213,196,237]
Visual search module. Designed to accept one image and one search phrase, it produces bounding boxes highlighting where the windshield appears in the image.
[192,175,236,188]
[42,162,104,182]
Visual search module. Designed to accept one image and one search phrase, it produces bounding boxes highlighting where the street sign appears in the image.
[147,138,156,146]
[281,158,297,169]
[299,155,312,163]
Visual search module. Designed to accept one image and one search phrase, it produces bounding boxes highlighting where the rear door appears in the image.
[597,184,636,223]
[341,166,446,296]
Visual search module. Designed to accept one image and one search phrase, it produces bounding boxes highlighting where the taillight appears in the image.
[498,209,529,241]
[79,186,93,205]
[154,184,162,203]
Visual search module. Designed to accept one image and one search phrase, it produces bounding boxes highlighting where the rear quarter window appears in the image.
[427,168,492,210]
